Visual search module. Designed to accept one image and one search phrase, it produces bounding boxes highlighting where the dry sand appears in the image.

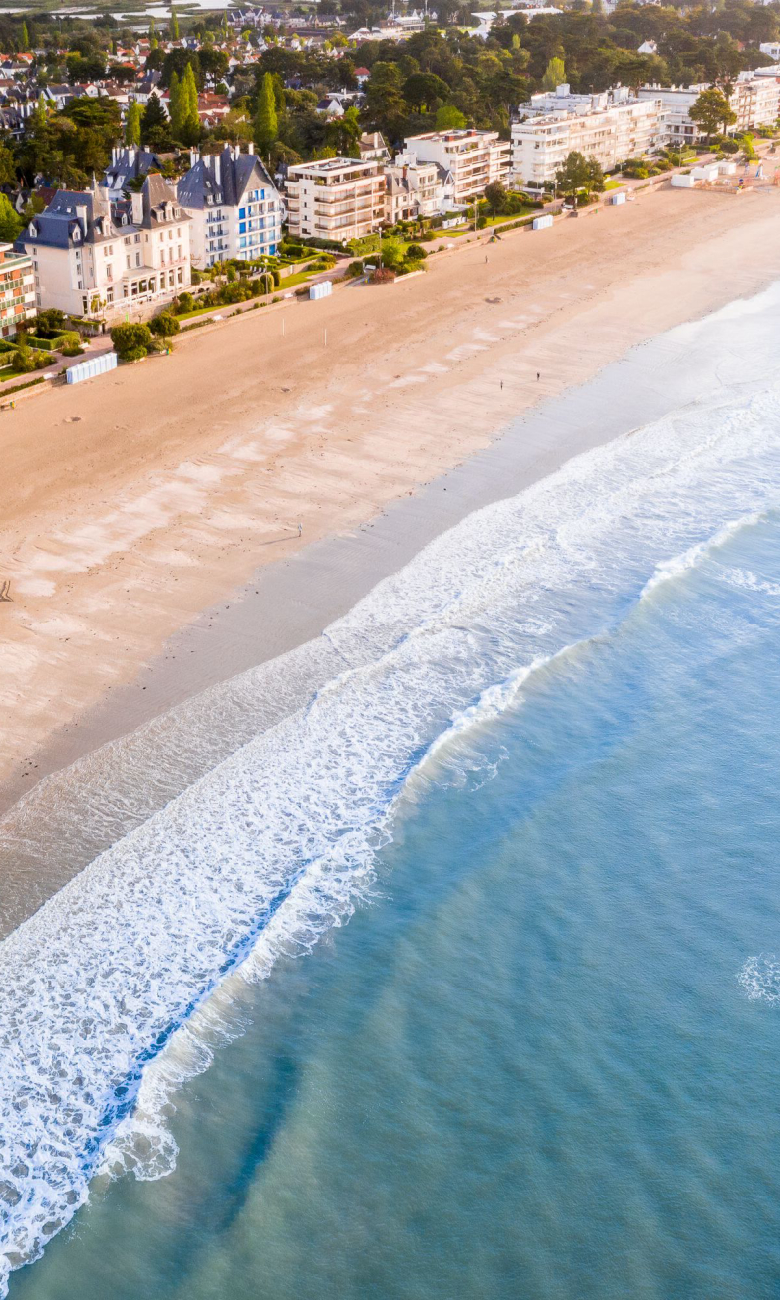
[2,182,780,799]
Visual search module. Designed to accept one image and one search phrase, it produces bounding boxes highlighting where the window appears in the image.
[238,207,246,219]
[134,234,141,243]
[135,252,141,267]
[177,267,183,284]
[106,264,113,281]
[239,222,246,235]
[177,246,182,260]
[107,288,114,304]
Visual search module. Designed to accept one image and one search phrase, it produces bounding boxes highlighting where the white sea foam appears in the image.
[721,567,780,599]
[738,955,780,1004]
[1,355,780,1294]
[640,512,766,602]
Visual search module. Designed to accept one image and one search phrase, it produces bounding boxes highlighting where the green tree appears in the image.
[554,150,604,198]
[542,55,565,91]
[326,103,361,156]
[689,87,737,141]
[141,92,168,144]
[402,71,449,111]
[20,20,29,51]
[484,180,507,215]
[364,62,408,141]
[0,143,16,187]
[0,193,22,242]
[150,310,180,337]
[125,100,141,147]
[170,7,180,40]
[168,69,182,136]
[436,103,467,129]
[110,322,154,362]
[254,71,278,154]
[180,62,201,144]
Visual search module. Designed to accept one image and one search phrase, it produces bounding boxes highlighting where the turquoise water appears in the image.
[13,507,780,1300]
[5,288,780,1297]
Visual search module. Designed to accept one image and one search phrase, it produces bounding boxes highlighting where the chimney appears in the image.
[247,141,254,155]
[189,148,198,167]
[214,152,221,184]
[75,203,88,236]
[130,190,143,224]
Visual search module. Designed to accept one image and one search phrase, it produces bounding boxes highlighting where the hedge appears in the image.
[25,332,80,352]
[0,375,49,401]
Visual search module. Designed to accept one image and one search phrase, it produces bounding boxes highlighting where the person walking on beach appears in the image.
[500,380,503,390]
[536,371,541,381]
[298,522,303,538]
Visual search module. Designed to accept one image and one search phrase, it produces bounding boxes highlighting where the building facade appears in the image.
[285,156,386,242]
[384,155,451,221]
[401,129,511,203]
[636,75,780,144]
[511,85,666,186]
[0,242,35,338]
[177,143,283,268]
[21,175,191,320]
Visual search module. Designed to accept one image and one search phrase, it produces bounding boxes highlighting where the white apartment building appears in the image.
[401,129,511,204]
[0,242,35,338]
[22,175,191,320]
[286,156,386,243]
[731,70,780,130]
[177,142,283,268]
[511,84,666,186]
[637,75,780,144]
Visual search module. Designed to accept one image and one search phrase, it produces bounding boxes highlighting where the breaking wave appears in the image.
[1,370,780,1294]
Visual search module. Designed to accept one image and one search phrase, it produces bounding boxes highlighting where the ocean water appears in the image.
[4,285,780,1297]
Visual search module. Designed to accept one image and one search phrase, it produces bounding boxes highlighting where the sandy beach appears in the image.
[2,180,780,809]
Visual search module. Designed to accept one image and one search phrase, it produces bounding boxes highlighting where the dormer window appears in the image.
[73,227,80,241]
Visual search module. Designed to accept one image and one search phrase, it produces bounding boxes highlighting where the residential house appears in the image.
[21,174,191,320]
[103,146,165,201]
[384,153,451,220]
[177,142,283,267]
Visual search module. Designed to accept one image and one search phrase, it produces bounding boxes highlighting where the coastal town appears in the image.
[0,0,776,386]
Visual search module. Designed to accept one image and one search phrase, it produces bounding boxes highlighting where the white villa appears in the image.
[21,174,191,320]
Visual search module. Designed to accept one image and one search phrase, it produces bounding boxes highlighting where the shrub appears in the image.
[272,269,281,288]
[370,267,396,285]
[33,308,68,338]
[61,345,85,357]
[12,344,49,372]
[150,311,181,337]
[346,260,365,278]
[405,244,427,261]
[110,322,154,361]
[174,291,195,314]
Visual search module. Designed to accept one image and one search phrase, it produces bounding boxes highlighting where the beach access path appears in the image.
[2,179,780,804]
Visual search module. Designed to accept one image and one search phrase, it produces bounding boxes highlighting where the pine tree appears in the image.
[169,69,182,137]
[20,21,29,51]
[125,100,141,147]
[170,8,179,40]
[253,71,277,155]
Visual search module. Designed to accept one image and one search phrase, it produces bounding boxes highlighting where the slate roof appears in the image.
[177,145,278,211]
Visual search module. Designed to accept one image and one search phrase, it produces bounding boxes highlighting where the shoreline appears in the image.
[2,182,780,825]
